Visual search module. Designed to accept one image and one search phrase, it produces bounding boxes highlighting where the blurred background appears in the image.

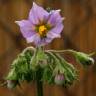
[0,0,96,96]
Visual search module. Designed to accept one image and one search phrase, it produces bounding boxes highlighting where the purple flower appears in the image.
[15,2,64,46]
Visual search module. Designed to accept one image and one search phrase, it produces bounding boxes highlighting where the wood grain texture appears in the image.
[0,0,96,96]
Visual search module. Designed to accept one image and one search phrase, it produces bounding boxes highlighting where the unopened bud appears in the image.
[54,74,64,85]
[39,59,48,68]
[7,80,18,89]
[75,52,94,66]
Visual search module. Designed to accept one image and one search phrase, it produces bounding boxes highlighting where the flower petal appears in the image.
[15,20,35,38]
[26,33,46,46]
[35,37,50,46]
[47,32,61,40]
[16,2,64,46]
[26,33,39,43]
[48,10,63,26]
[47,23,64,39]
[29,2,49,24]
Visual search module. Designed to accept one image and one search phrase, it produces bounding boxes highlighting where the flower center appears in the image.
[38,25,47,38]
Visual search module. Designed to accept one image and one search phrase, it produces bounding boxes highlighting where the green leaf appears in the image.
[43,67,54,84]
[6,47,35,83]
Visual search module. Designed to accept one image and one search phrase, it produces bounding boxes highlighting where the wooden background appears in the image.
[0,0,96,96]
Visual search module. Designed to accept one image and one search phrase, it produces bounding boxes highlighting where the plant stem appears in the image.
[36,46,44,96]
[46,49,76,54]
[36,68,43,96]
[22,46,35,54]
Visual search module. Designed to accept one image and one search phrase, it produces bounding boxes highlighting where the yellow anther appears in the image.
[39,25,47,36]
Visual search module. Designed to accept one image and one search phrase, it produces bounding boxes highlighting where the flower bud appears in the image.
[54,74,64,85]
[39,59,48,68]
[75,52,94,66]
[7,80,18,89]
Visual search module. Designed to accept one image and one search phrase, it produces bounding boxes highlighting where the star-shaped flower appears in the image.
[16,2,64,46]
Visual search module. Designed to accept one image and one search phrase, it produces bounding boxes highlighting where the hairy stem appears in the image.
[36,68,43,96]
[46,49,76,54]
[22,46,35,54]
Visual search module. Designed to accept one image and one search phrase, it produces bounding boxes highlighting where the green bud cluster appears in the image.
[4,47,94,88]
